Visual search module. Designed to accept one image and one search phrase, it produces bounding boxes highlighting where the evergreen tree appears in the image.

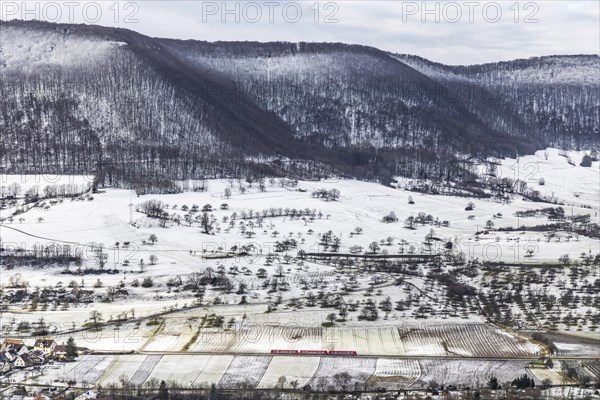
[210,383,218,400]
[159,380,169,400]
[511,374,535,389]
[488,376,499,390]
[65,336,78,360]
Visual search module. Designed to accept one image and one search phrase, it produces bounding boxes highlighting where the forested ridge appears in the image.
[396,54,600,149]
[0,20,598,189]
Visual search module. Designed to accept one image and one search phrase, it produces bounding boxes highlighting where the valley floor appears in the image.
[0,149,598,396]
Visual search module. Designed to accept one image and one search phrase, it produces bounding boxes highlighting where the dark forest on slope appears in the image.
[0,21,598,190]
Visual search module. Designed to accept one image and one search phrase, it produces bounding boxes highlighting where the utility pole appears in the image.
[517,151,520,228]
[129,198,133,225]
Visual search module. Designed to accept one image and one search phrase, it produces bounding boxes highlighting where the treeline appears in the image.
[0,243,82,269]
[0,181,92,201]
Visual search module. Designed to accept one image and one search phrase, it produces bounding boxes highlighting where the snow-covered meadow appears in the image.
[22,353,585,391]
[0,148,598,391]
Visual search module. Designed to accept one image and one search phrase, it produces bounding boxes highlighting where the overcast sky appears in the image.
[2,1,599,64]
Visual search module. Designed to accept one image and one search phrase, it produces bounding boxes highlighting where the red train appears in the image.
[299,350,329,355]
[328,350,358,355]
[270,350,299,354]
[270,349,357,356]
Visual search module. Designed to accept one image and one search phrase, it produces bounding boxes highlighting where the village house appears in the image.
[14,353,36,368]
[2,338,24,346]
[74,391,98,400]
[4,344,29,363]
[53,345,71,360]
[8,349,43,368]
[33,339,57,354]
[28,350,46,364]
[1,339,29,356]
[0,353,11,373]
[0,337,72,377]
[21,395,52,400]
[1,338,24,350]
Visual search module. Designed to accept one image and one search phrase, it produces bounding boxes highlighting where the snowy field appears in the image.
[22,354,568,391]
[397,324,540,357]
[217,355,272,388]
[257,356,320,388]
[367,359,421,390]
[412,359,538,389]
[307,357,377,391]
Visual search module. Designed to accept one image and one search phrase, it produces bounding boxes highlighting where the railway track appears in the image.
[134,350,599,362]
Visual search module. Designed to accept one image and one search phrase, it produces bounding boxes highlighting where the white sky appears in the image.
[1,1,599,64]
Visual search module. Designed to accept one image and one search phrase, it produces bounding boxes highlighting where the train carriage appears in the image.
[271,349,357,356]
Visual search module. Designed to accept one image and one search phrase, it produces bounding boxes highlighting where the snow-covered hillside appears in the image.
[396,54,600,85]
[0,24,123,71]
[2,20,598,186]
